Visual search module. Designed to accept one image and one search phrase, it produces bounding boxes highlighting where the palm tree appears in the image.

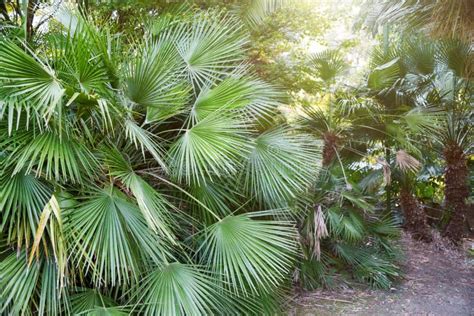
[301,49,348,167]
[295,49,401,290]
[403,38,472,242]
[0,7,319,314]
[339,38,436,240]
[396,150,432,241]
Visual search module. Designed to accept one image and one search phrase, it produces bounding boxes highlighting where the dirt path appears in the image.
[291,233,473,315]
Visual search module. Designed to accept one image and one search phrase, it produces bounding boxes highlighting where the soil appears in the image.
[290,233,473,316]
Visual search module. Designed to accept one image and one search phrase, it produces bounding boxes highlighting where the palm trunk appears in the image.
[25,0,40,42]
[443,142,469,242]
[322,132,338,167]
[400,186,432,242]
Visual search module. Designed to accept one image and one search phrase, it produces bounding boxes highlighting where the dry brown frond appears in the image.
[430,0,474,43]
[313,205,328,261]
[396,150,421,173]
[377,156,391,186]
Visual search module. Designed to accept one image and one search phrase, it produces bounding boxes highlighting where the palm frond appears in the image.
[13,131,98,184]
[131,263,231,315]
[124,119,167,170]
[199,212,297,295]
[0,170,52,248]
[70,289,125,316]
[310,49,347,84]
[237,0,288,27]
[103,146,176,241]
[65,187,169,286]
[244,127,320,207]
[176,11,248,88]
[0,40,64,123]
[0,253,67,315]
[125,39,191,122]
[191,76,281,121]
[168,112,249,184]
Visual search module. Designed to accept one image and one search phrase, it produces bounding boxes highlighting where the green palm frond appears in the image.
[0,170,52,248]
[436,39,472,78]
[124,119,167,170]
[0,40,64,123]
[65,187,170,286]
[191,76,281,121]
[310,49,347,84]
[52,29,109,95]
[13,131,98,184]
[176,11,248,88]
[189,180,241,222]
[402,38,436,75]
[237,0,288,27]
[103,146,176,241]
[125,39,191,121]
[199,212,297,295]
[367,57,401,91]
[244,127,320,206]
[0,252,40,314]
[131,263,231,315]
[70,289,126,316]
[168,111,250,184]
[1,253,67,315]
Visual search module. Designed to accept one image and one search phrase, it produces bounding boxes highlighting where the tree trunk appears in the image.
[400,186,432,242]
[443,142,470,242]
[25,0,38,42]
[322,132,338,167]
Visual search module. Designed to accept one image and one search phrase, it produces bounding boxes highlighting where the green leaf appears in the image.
[131,263,230,315]
[0,170,52,247]
[70,289,126,316]
[310,49,347,83]
[244,127,320,207]
[200,213,297,295]
[0,252,40,314]
[191,76,281,121]
[65,187,169,286]
[168,112,249,184]
[125,39,190,122]
[0,40,64,122]
[124,119,167,170]
[176,11,248,87]
[103,146,176,241]
[13,131,98,184]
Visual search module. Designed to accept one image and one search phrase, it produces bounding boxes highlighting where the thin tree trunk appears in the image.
[26,0,38,42]
[400,186,432,242]
[443,142,470,242]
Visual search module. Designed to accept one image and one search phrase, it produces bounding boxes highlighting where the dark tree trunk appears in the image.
[26,0,38,41]
[443,142,470,242]
[400,186,432,242]
[322,132,338,167]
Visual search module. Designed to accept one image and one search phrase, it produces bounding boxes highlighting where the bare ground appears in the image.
[291,233,473,316]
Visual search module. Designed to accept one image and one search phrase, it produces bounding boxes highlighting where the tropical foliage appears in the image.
[0,0,472,314]
[0,6,320,315]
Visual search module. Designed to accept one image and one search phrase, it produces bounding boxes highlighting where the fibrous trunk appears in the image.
[322,132,338,167]
[443,142,470,242]
[400,187,432,242]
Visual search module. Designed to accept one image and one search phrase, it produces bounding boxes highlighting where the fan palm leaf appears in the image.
[244,127,320,206]
[199,212,297,295]
[131,263,231,315]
